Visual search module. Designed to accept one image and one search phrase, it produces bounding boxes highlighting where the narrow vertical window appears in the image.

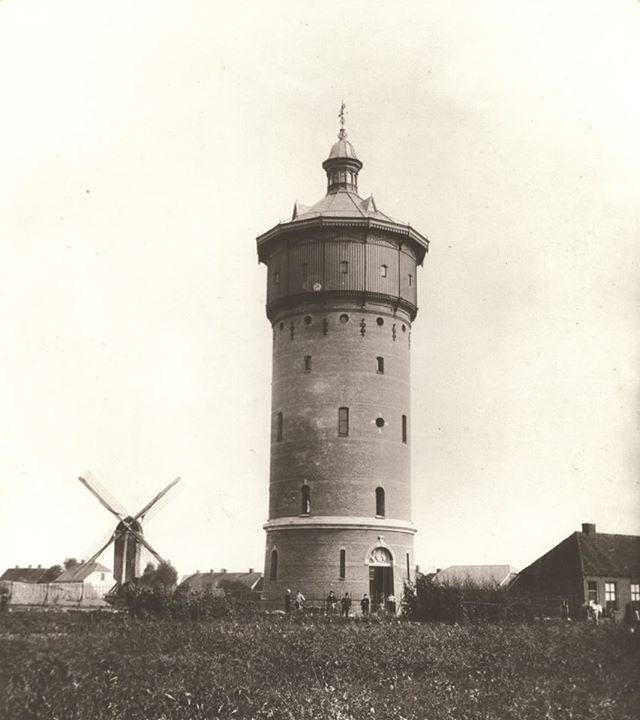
[276,412,283,442]
[300,485,310,515]
[376,356,384,374]
[605,582,617,610]
[408,273,412,286]
[304,355,312,372]
[406,553,411,582]
[380,264,388,278]
[338,407,349,437]
[402,415,407,444]
[340,261,349,274]
[339,549,346,579]
[274,271,279,285]
[270,550,278,580]
[375,487,385,517]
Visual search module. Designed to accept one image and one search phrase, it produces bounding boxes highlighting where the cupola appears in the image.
[322,104,363,194]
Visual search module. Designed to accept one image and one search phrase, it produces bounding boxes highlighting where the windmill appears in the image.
[75,472,180,588]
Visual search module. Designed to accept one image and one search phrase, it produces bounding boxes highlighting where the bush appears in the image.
[119,584,235,620]
[404,577,540,623]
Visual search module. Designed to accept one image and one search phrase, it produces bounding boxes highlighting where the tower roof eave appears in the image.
[256,216,429,265]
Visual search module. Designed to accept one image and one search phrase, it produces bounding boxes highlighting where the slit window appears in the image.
[380,264,388,278]
[274,271,279,285]
[408,274,412,286]
[270,550,278,580]
[376,356,384,374]
[304,355,312,372]
[301,485,310,514]
[375,487,385,517]
[341,261,349,274]
[339,549,346,579]
[406,553,411,581]
[402,415,407,444]
[276,412,283,442]
[338,407,349,437]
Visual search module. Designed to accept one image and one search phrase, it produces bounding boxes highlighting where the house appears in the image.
[511,523,640,621]
[433,565,519,589]
[54,562,114,588]
[0,565,48,583]
[180,569,263,597]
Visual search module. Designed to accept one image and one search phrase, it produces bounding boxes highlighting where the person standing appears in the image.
[295,590,305,612]
[386,593,396,615]
[340,592,352,617]
[360,593,370,616]
[284,588,292,614]
[326,590,338,615]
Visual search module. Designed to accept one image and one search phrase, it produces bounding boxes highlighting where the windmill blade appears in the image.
[79,474,127,521]
[132,477,180,523]
[124,526,167,566]
[75,532,117,572]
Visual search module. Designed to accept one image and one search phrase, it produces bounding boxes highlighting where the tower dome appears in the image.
[327,128,359,160]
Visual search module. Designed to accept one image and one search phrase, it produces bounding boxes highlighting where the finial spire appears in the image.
[338,100,347,140]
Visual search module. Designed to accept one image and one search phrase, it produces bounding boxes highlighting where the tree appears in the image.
[139,561,178,588]
[40,565,62,583]
[63,558,79,570]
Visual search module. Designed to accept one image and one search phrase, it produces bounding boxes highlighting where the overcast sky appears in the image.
[1,0,638,579]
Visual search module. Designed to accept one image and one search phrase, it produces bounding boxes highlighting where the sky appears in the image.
[0,0,638,579]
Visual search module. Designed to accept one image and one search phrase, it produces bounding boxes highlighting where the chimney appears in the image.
[28,564,32,568]
[221,568,227,574]
[37,564,42,569]
[210,569,214,574]
[582,523,596,536]
[249,568,254,573]
[14,564,18,568]
[436,568,442,573]
[415,564,420,574]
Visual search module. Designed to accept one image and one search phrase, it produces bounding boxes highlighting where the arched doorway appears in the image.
[368,546,394,610]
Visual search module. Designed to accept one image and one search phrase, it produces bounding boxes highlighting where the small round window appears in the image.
[304,315,312,325]
[339,314,349,324]
[376,317,384,326]
[375,417,385,428]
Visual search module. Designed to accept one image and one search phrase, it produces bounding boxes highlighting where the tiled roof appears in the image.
[180,571,263,593]
[577,533,640,576]
[0,567,48,583]
[54,562,111,583]
[434,565,519,588]
[293,190,393,222]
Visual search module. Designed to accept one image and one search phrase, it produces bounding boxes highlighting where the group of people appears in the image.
[284,588,396,616]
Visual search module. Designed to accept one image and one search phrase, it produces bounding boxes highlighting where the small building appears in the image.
[434,565,519,589]
[180,569,263,598]
[54,562,113,588]
[512,523,640,621]
[0,565,48,583]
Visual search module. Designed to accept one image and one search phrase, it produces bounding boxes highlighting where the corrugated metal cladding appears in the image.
[266,246,288,305]
[399,250,417,306]
[324,241,365,291]
[366,242,399,295]
[287,240,323,293]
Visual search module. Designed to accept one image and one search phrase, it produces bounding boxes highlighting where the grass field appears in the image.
[1,611,638,719]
